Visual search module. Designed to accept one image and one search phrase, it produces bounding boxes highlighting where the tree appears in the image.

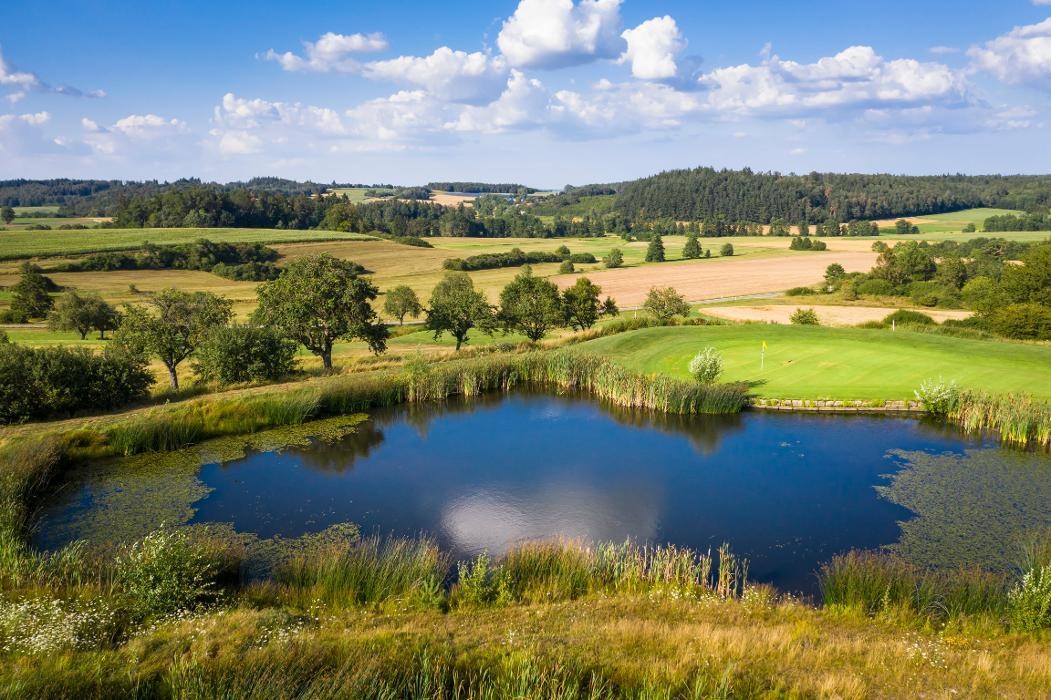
[0,206,14,225]
[425,272,495,350]
[254,254,388,370]
[645,234,665,262]
[824,263,846,290]
[602,297,619,317]
[644,287,690,323]
[562,277,606,330]
[682,234,702,259]
[689,347,723,384]
[116,289,233,390]
[383,285,423,325]
[895,219,912,235]
[798,222,810,236]
[790,308,820,325]
[192,325,297,385]
[10,263,57,321]
[1000,243,1051,307]
[604,248,624,268]
[498,266,564,342]
[720,243,734,257]
[48,291,120,340]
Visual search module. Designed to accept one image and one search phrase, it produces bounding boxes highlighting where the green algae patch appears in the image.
[879,448,1051,570]
[35,414,369,550]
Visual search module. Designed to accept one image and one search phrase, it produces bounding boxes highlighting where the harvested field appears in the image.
[701,304,972,326]
[553,250,878,307]
[429,191,477,206]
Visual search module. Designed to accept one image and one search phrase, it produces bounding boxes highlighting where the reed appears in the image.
[818,551,1008,621]
[276,535,448,609]
[947,390,1051,449]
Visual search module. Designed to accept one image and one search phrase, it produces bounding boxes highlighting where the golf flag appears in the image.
[762,340,768,351]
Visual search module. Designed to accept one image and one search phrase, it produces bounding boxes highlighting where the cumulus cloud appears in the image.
[363,48,509,104]
[214,93,346,135]
[447,70,549,133]
[619,16,685,80]
[344,90,451,143]
[0,46,104,103]
[79,113,190,156]
[0,111,63,155]
[550,79,700,133]
[698,46,967,117]
[497,0,624,69]
[968,18,1051,89]
[111,114,187,138]
[264,32,388,73]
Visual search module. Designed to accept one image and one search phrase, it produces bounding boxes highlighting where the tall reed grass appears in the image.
[947,390,1051,449]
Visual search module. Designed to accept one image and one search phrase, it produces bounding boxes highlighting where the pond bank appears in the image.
[750,397,925,413]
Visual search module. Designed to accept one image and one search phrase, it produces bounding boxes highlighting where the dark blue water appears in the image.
[188,394,985,594]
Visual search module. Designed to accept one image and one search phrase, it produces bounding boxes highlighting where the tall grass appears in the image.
[60,351,747,458]
[947,390,1051,449]
[818,551,1008,622]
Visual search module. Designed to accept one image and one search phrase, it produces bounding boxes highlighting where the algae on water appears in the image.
[33,415,368,550]
[879,448,1051,570]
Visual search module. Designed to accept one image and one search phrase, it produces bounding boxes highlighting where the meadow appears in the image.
[579,324,1051,400]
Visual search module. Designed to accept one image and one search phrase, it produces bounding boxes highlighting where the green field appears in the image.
[0,227,376,259]
[877,207,1051,239]
[579,325,1051,400]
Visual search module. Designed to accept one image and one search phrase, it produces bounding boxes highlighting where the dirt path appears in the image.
[553,251,877,306]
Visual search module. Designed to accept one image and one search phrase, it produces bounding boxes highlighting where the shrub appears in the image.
[909,281,960,308]
[644,287,691,322]
[558,259,575,274]
[987,303,1051,340]
[856,278,896,296]
[0,344,154,424]
[784,286,815,296]
[115,527,223,618]
[0,596,125,653]
[192,325,298,385]
[914,377,959,415]
[720,243,734,257]
[1009,565,1051,632]
[790,308,819,325]
[688,347,723,385]
[883,309,935,327]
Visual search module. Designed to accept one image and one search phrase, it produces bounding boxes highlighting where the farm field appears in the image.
[700,304,972,326]
[579,324,1051,400]
[0,227,375,259]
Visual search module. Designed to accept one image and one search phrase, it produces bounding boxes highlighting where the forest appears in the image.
[611,168,1051,223]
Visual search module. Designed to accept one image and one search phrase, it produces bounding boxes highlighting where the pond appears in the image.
[34,393,1051,595]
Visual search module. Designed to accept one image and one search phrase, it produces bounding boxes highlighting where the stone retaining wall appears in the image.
[749,398,925,413]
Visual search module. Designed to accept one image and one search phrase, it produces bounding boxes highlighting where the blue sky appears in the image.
[2,0,1050,187]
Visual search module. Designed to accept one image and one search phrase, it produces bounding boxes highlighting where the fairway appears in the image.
[578,325,1051,400]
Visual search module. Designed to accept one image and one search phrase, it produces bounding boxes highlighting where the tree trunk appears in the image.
[321,349,333,371]
[166,363,179,390]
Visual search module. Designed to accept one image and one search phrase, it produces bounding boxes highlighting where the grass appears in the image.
[949,390,1051,449]
[578,324,1051,401]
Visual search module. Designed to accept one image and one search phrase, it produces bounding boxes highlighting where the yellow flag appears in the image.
[762,341,768,351]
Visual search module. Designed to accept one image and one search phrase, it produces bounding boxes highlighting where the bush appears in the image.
[856,278,896,296]
[720,243,734,257]
[0,344,154,424]
[1009,565,1051,632]
[883,309,935,327]
[784,286,815,296]
[688,347,723,385]
[115,527,223,618]
[914,377,959,415]
[192,325,297,385]
[987,303,1051,340]
[790,308,820,325]
[909,281,960,308]
[558,259,575,274]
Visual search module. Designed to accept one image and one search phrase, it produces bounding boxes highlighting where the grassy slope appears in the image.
[5,594,1048,697]
[579,325,1051,400]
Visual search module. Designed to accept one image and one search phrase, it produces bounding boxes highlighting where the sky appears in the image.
[1,0,1050,187]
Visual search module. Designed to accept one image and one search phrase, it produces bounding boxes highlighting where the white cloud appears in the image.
[111,114,187,138]
[619,16,685,80]
[216,130,263,155]
[344,90,451,143]
[0,46,104,103]
[363,48,509,104]
[0,111,64,155]
[968,18,1051,89]
[550,79,700,132]
[929,46,960,55]
[1034,1,1051,5]
[497,0,624,69]
[214,93,346,135]
[699,46,967,117]
[447,70,550,133]
[264,32,388,73]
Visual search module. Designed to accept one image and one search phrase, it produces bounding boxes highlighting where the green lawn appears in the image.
[0,228,376,259]
[578,325,1051,400]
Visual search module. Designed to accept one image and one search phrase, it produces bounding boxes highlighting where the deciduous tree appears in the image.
[425,272,495,350]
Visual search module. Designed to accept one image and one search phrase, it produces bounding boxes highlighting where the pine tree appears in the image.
[645,234,666,262]
[682,233,701,259]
